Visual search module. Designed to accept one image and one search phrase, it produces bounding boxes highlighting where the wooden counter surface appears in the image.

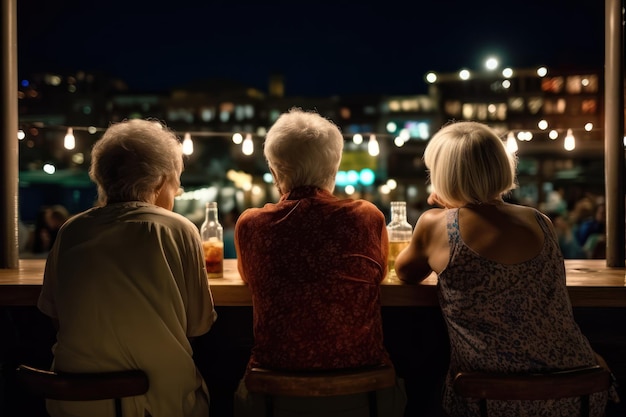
[1,258,624,307]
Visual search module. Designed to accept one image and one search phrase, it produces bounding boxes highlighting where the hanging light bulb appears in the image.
[352,133,363,145]
[64,127,75,150]
[367,134,379,156]
[242,134,254,155]
[182,132,194,155]
[232,132,243,144]
[564,129,576,151]
[506,132,518,153]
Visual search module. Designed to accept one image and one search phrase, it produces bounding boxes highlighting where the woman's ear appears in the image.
[269,167,282,194]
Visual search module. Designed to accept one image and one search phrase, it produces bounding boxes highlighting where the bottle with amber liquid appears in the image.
[386,201,413,278]
[200,202,224,278]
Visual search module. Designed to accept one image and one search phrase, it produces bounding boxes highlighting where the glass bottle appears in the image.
[386,201,413,278]
[200,202,224,278]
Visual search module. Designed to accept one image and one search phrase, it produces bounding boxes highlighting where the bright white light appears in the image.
[17,130,25,140]
[64,127,75,150]
[379,184,390,195]
[549,130,559,140]
[485,57,499,70]
[352,133,363,145]
[367,135,379,156]
[537,67,548,77]
[232,133,243,144]
[425,72,437,83]
[182,132,194,155]
[502,80,511,89]
[346,170,359,184]
[582,78,590,87]
[386,122,397,133]
[459,69,471,80]
[584,123,593,131]
[506,132,518,153]
[502,68,513,78]
[263,173,273,183]
[242,134,254,155]
[344,185,356,195]
[538,120,548,130]
[394,136,405,147]
[43,163,56,174]
[564,129,576,151]
[517,131,533,141]
[88,126,97,134]
[386,179,398,190]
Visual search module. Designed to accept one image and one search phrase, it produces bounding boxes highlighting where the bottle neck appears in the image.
[206,203,219,222]
[391,204,407,223]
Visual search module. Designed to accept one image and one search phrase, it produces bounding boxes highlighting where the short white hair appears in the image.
[89,119,183,204]
[264,108,343,192]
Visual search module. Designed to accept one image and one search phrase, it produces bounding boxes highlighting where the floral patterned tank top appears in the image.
[438,208,610,417]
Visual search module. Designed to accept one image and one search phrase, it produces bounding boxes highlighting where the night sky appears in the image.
[17,0,605,96]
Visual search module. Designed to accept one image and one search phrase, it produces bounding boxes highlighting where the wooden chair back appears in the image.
[245,364,397,417]
[453,365,611,417]
[16,364,149,417]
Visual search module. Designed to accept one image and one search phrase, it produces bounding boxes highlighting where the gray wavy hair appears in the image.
[89,119,183,204]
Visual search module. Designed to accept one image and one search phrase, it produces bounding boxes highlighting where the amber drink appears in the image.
[200,202,224,278]
[202,238,224,278]
[386,201,413,279]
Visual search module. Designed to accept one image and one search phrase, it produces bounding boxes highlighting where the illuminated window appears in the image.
[581,75,599,93]
[444,100,462,117]
[527,97,543,114]
[462,103,476,120]
[581,99,597,114]
[566,76,582,94]
[544,98,566,114]
[541,77,564,93]
[508,97,524,113]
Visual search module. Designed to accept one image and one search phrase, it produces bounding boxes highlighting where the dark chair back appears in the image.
[16,364,149,417]
[452,365,611,417]
[245,364,397,417]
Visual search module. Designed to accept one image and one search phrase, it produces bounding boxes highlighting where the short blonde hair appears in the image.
[423,121,517,207]
[89,119,183,204]
[264,107,343,192]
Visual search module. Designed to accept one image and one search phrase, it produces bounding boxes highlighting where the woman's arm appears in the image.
[394,209,443,284]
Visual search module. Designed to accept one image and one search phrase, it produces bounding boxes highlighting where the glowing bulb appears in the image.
[242,134,254,155]
[352,133,363,145]
[459,69,471,80]
[538,120,548,130]
[367,134,379,156]
[425,72,437,83]
[17,130,25,140]
[549,130,559,140]
[564,129,576,151]
[506,132,518,153]
[64,127,75,150]
[232,133,243,144]
[182,132,194,155]
[584,123,593,131]
[485,57,499,70]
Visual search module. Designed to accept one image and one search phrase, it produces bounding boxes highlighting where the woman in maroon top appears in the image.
[233,108,406,417]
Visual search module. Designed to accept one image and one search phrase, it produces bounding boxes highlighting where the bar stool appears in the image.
[452,365,611,417]
[16,364,149,417]
[244,364,397,417]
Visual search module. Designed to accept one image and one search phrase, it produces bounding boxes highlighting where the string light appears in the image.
[182,132,194,155]
[63,127,75,150]
[564,129,576,151]
[367,134,379,156]
[506,132,518,153]
[242,134,254,155]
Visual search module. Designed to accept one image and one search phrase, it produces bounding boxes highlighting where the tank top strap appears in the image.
[446,208,463,260]
[533,209,557,245]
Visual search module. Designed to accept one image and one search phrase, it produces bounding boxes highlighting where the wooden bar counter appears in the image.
[1,258,624,307]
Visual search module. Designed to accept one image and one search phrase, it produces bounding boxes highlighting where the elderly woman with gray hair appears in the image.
[234,108,406,417]
[38,119,217,417]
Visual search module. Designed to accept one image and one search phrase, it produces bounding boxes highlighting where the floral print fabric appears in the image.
[439,208,609,417]
[235,186,391,372]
